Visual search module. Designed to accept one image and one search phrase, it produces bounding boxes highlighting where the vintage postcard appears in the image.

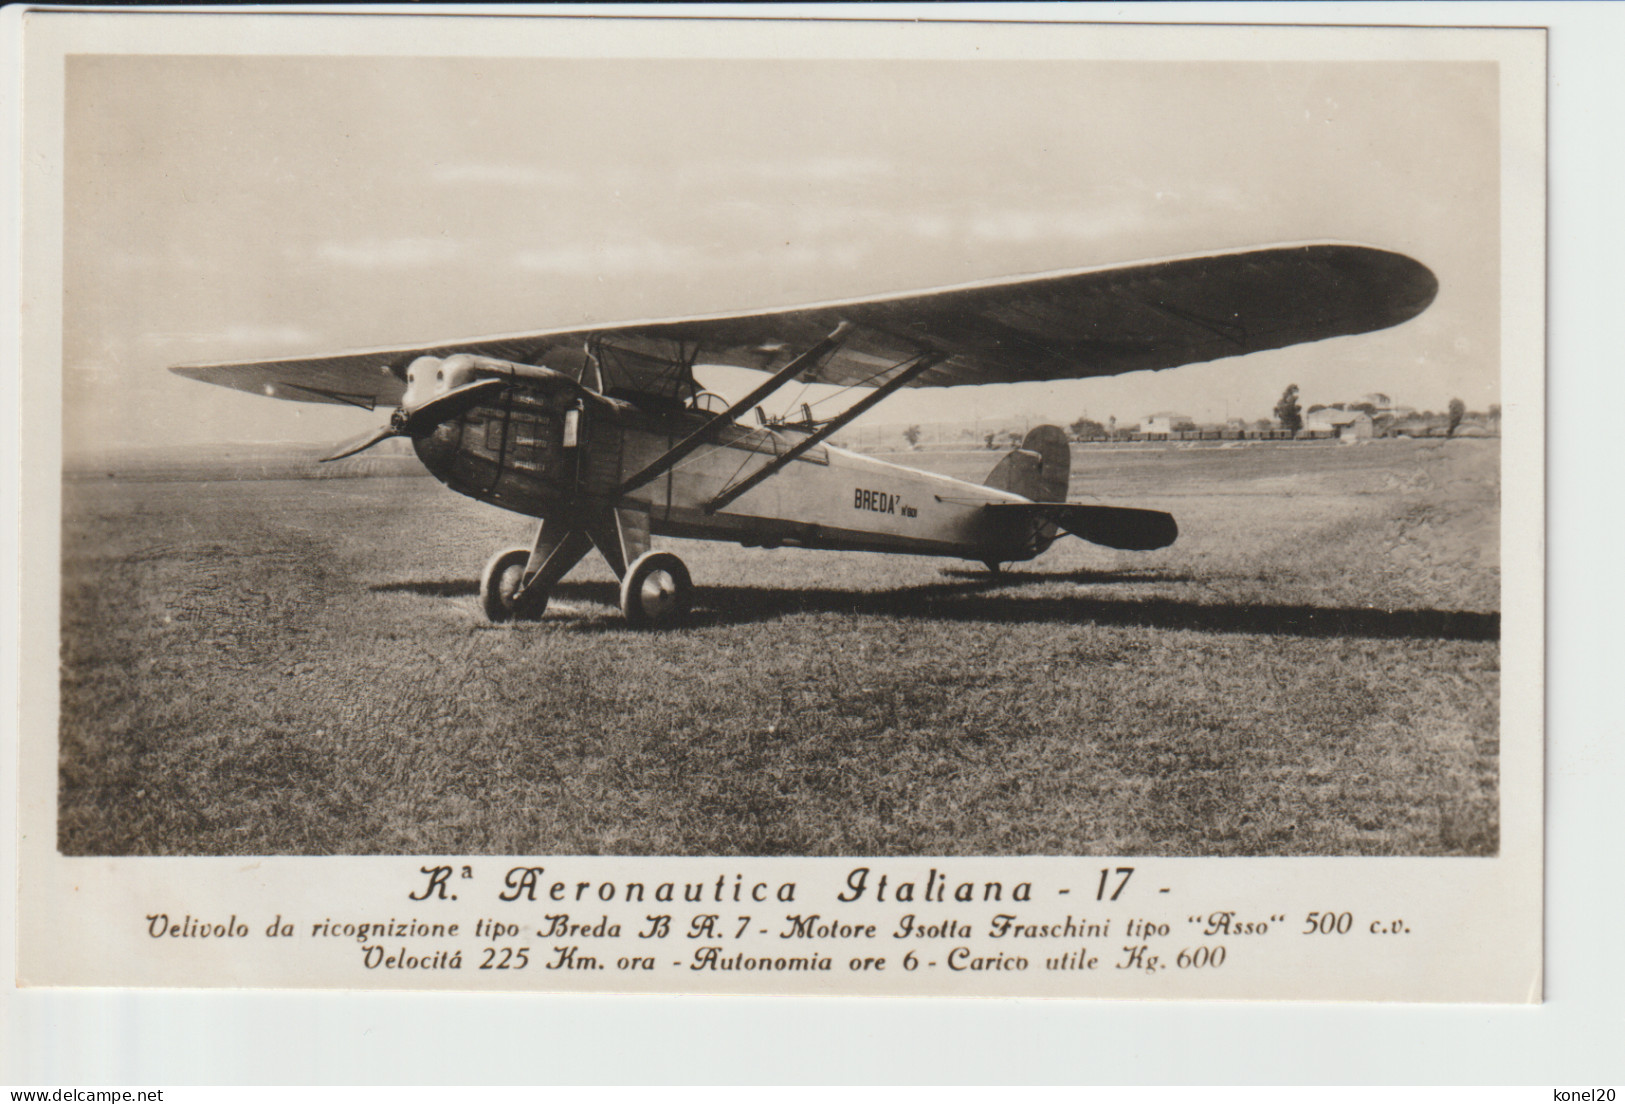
[13,12,1544,999]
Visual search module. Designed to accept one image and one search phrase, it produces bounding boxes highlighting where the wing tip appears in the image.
[1341,244,1439,327]
[1398,255,1441,323]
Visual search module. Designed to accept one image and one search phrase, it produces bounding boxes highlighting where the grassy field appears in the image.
[59,437,1499,857]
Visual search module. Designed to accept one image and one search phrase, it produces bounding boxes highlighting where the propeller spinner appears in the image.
[321,366,507,463]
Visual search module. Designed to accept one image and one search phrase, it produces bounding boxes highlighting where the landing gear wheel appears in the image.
[480,547,548,623]
[620,551,692,628]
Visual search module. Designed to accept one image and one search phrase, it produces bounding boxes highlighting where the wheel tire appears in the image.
[620,551,692,628]
[480,547,547,623]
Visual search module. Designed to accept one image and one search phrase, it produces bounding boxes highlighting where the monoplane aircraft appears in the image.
[172,242,1436,626]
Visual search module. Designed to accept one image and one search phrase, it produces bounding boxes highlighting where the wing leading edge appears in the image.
[170,242,1436,406]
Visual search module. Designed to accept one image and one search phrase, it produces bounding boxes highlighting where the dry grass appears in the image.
[59,438,1499,856]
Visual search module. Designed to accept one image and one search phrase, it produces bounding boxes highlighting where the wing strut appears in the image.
[706,350,946,514]
[616,322,854,497]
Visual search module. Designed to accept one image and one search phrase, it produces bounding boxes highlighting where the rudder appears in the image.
[983,424,1070,502]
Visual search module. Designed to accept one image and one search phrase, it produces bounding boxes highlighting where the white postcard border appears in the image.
[8,1,1555,1047]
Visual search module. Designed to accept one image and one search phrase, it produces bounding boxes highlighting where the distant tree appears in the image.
[1274,384,1303,434]
[903,424,922,448]
[1488,403,1502,419]
[1069,417,1106,440]
[1447,398,1466,437]
[1350,402,1378,417]
[1307,403,1327,414]
[985,432,997,450]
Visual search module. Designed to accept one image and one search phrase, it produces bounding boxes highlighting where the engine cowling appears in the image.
[401,354,485,412]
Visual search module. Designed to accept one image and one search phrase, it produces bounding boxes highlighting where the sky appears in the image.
[62,56,1499,452]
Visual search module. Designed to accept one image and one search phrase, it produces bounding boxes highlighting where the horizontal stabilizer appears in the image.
[984,502,1178,551]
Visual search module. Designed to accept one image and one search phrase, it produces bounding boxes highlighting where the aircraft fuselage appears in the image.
[408,363,1049,565]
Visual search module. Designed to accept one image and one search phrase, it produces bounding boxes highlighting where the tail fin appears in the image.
[983,425,1070,502]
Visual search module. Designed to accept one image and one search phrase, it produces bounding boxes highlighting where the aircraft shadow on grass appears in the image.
[371,571,1499,643]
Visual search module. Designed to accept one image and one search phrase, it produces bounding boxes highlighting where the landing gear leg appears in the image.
[480,519,592,623]
[983,560,1004,575]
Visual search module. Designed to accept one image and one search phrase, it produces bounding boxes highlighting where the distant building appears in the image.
[1305,408,1375,439]
[1144,412,1195,435]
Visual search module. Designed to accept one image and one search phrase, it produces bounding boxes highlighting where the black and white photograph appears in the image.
[57,50,1504,858]
[14,12,1544,1003]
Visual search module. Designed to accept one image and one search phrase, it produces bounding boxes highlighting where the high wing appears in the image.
[170,242,1435,406]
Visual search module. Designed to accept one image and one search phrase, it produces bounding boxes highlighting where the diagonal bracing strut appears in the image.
[705,349,946,514]
[616,322,854,497]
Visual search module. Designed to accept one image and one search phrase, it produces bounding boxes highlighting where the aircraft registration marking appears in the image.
[854,488,918,518]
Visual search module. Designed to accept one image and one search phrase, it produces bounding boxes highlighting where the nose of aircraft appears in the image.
[402,355,443,413]
[322,357,505,463]
[402,355,484,414]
